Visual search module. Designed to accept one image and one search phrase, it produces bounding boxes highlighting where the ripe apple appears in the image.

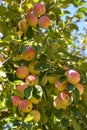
[0,55,5,62]
[58,91,71,107]
[30,96,40,104]
[16,65,29,79]
[65,70,80,85]
[53,96,64,110]
[38,16,50,28]
[26,13,38,26]
[54,91,71,110]
[48,74,58,85]
[25,75,38,86]
[29,61,40,75]
[30,110,41,123]
[19,99,33,113]
[12,95,21,107]
[55,79,67,91]
[75,83,84,95]
[16,82,27,95]
[22,46,36,61]
[33,3,46,16]
[18,18,28,32]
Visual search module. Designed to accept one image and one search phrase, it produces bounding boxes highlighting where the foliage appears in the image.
[0,0,87,130]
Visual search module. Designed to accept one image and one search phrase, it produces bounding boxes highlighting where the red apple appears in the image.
[75,83,84,95]
[65,70,80,85]
[22,46,36,61]
[53,96,64,110]
[16,65,29,79]
[12,95,21,107]
[33,3,46,16]
[26,13,38,26]
[55,79,67,91]
[0,55,5,62]
[30,110,41,123]
[29,61,40,75]
[19,99,33,113]
[38,16,50,28]
[16,82,27,95]
[25,75,38,86]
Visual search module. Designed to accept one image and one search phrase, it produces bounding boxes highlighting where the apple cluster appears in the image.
[12,45,84,121]
[53,69,84,110]
[18,2,50,35]
[12,46,41,123]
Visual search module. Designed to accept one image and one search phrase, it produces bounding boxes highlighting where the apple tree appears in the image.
[0,0,87,130]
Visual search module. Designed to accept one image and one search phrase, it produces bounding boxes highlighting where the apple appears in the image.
[22,46,36,61]
[12,95,21,107]
[30,110,41,123]
[16,82,27,95]
[0,55,5,62]
[26,13,38,26]
[54,91,71,110]
[19,99,33,113]
[38,16,50,28]
[33,3,46,16]
[41,76,48,86]
[58,91,71,107]
[29,61,40,75]
[65,70,80,85]
[16,65,29,79]
[18,18,28,32]
[25,75,38,86]
[48,74,58,85]
[55,79,67,91]
[23,2,33,14]
[53,96,64,110]
[30,96,40,104]
[75,83,84,95]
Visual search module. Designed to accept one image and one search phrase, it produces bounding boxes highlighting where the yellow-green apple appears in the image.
[53,96,64,110]
[16,82,27,95]
[41,76,48,86]
[65,70,80,85]
[26,13,38,26]
[30,96,40,104]
[54,91,71,110]
[25,75,38,86]
[29,61,40,75]
[75,83,84,95]
[18,18,28,32]
[22,46,36,61]
[38,16,50,28]
[23,2,33,14]
[55,79,67,91]
[0,55,5,62]
[16,65,29,79]
[33,3,46,16]
[12,95,21,107]
[30,110,41,123]
[19,99,33,113]
[48,74,58,85]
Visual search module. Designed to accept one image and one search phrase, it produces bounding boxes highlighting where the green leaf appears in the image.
[0,6,7,16]
[26,27,33,39]
[66,83,75,92]
[33,0,39,3]
[24,114,34,122]
[33,85,43,99]
[70,106,80,118]
[61,118,69,128]
[22,122,33,130]
[69,24,79,31]
[73,87,80,103]
[24,87,33,99]
[72,118,81,130]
